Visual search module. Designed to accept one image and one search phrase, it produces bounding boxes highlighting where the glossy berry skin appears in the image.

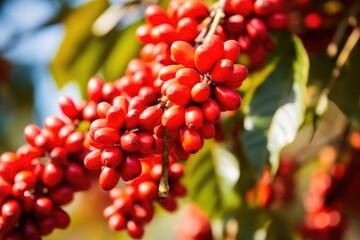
[170,41,196,69]
[162,105,186,130]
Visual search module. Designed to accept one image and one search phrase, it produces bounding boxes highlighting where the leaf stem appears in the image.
[158,128,170,198]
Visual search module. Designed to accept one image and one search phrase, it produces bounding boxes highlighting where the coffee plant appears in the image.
[1,0,360,239]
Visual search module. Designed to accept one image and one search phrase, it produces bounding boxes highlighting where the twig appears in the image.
[158,128,170,198]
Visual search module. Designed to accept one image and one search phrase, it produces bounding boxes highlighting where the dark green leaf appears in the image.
[329,40,360,128]
[184,140,241,218]
[240,32,309,177]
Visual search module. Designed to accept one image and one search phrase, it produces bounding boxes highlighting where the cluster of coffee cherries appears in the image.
[0,0,297,238]
[103,155,186,238]
[0,112,93,238]
[246,159,295,208]
[137,0,289,70]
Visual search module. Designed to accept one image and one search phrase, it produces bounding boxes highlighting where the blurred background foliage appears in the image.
[1,0,360,239]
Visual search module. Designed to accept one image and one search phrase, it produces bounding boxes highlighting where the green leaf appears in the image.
[328,40,360,128]
[101,20,143,81]
[241,32,309,177]
[51,0,109,89]
[184,140,241,218]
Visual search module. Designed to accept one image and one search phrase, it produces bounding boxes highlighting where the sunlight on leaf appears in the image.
[241,32,309,177]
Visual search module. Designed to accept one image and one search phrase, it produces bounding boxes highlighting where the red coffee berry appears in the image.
[87,76,104,102]
[42,162,63,188]
[125,109,140,130]
[166,84,191,106]
[203,35,224,63]
[53,208,70,229]
[24,124,41,146]
[101,147,124,168]
[213,86,242,111]
[136,181,158,200]
[201,98,221,123]
[106,105,126,130]
[170,41,196,69]
[84,149,102,170]
[191,82,211,103]
[180,127,204,154]
[94,127,120,147]
[34,197,53,216]
[224,14,245,34]
[194,45,215,73]
[1,199,22,224]
[223,40,241,62]
[176,68,200,88]
[120,132,140,152]
[97,102,112,118]
[162,105,186,130]
[137,132,155,154]
[64,132,84,153]
[185,106,204,130]
[176,17,199,41]
[14,170,37,191]
[225,0,254,17]
[127,220,144,239]
[210,59,234,83]
[99,167,121,191]
[108,212,127,231]
[176,1,209,20]
[221,63,248,89]
[139,106,163,131]
[112,96,129,112]
[159,65,183,81]
[200,122,216,139]
[246,18,268,41]
[59,96,80,120]
[145,4,171,26]
[120,154,142,182]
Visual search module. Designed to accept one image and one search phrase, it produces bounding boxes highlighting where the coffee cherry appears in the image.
[137,132,156,154]
[223,40,241,62]
[53,208,70,229]
[225,0,254,17]
[139,106,163,131]
[87,76,104,102]
[166,84,191,106]
[106,106,126,130]
[202,35,224,64]
[162,105,186,130]
[120,132,140,152]
[14,170,37,191]
[176,17,199,41]
[199,122,216,139]
[64,132,84,153]
[120,154,142,182]
[94,127,120,146]
[201,98,221,123]
[177,1,209,20]
[109,212,127,231]
[221,64,248,89]
[224,14,245,34]
[210,59,234,83]
[194,45,215,73]
[191,82,211,103]
[59,96,80,120]
[180,127,204,154]
[185,106,204,130]
[145,4,171,26]
[125,109,140,130]
[127,220,144,239]
[246,18,268,41]
[175,68,200,88]
[99,167,121,191]
[42,162,63,188]
[84,149,102,170]
[136,181,158,200]
[170,41,196,69]
[24,124,42,146]
[213,86,242,111]
[101,147,124,168]
[34,197,53,216]
[159,65,183,81]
